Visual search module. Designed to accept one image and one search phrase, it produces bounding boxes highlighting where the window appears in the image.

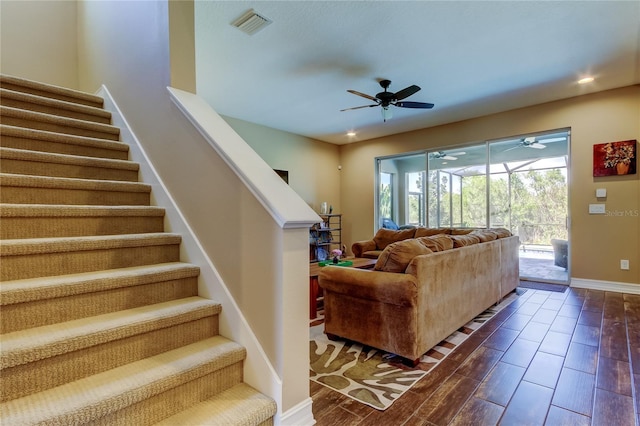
[406,171,425,226]
[379,171,393,221]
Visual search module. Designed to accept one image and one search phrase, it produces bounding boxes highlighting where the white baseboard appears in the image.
[571,278,640,294]
[279,398,315,426]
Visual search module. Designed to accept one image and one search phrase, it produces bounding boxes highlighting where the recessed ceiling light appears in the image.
[578,76,595,84]
[346,131,356,137]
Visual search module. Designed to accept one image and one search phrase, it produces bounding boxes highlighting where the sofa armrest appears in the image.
[319,267,418,307]
[351,240,377,258]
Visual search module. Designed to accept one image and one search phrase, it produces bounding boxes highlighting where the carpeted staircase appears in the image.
[0,74,277,425]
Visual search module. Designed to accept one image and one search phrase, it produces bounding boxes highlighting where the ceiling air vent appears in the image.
[231,9,272,36]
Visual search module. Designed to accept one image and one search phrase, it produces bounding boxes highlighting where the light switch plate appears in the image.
[596,188,607,198]
[589,204,606,214]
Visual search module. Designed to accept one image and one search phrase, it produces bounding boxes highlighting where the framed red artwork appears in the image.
[593,140,637,177]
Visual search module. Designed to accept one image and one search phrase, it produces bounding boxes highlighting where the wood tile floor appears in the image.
[310,287,640,425]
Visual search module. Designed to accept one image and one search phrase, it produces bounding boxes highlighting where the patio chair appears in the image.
[551,239,568,270]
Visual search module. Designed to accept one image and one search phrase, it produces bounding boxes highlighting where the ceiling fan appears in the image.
[341,79,434,122]
[431,151,466,161]
[503,136,558,152]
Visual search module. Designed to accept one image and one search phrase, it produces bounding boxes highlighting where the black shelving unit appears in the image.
[309,214,342,263]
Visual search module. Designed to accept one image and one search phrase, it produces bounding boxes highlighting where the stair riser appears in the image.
[1,277,199,333]
[0,134,129,160]
[1,244,181,281]
[0,186,150,206]
[0,158,138,182]
[93,364,243,426]
[1,97,111,124]
[1,216,164,239]
[1,316,219,401]
[1,115,119,141]
[0,81,103,108]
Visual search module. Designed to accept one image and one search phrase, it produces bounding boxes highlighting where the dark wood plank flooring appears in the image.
[311,288,640,425]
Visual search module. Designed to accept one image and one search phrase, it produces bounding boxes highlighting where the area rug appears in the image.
[519,280,567,293]
[309,290,523,410]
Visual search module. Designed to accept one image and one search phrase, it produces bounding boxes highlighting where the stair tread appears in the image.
[0,146,139,171]
[1,262,199,305]
[1,74,104,105]
[1,232,181,256]
[0,336,243,425]
[0,124,129,152]
[1,105,120,135]
[0,88,111,119]
[0,203,164,218]
[155,383,277,426]
[1,296,222,369]
[0,172,151,191]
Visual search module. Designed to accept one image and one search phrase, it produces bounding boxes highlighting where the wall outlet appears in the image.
[621,259,630,270]
[589,204,606,214]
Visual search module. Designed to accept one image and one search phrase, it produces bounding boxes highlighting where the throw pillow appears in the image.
[374,239,433,273]
[373,227,417,250]
[449,234,481,247]
[416,235,454,252]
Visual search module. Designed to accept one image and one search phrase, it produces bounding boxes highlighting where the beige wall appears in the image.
[0,0,78,88]
[224,116,342,216]
[340,85,640,286]
[168,0,196,93]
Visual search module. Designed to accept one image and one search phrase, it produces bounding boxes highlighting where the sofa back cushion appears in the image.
[414,227,452,238]
[449,228,475,235]
[449,234,481,247]
[373,227,417,250]
[374,239,433,273]
[416,235,454,252]
[490,227,512,238]
[470,229,498,242]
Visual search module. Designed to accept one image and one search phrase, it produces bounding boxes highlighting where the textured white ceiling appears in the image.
[195,1,640,145]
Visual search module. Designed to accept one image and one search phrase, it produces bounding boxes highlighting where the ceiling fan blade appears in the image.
[502,146,521,153]
[449,151,466,156]
[340,104,377,112]
[394,85,421,101]
[347,89,378,102]
[527,143,546,149]
[395,101,434,109]
[443,155,458,160]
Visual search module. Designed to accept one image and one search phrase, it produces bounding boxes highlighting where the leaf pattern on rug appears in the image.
[310,338,426,409]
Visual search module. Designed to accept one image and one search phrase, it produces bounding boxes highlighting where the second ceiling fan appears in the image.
[341,79,434,121]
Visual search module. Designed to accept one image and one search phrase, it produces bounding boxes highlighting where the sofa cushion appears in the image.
[362,250,383,259]
[470,229,498,242]
[416,235,454,252]
[449,234,481,247]
[374,239,433,273]
[490,228,512,238]
[414,227,452,238]
[373,228,417,250]
[449,228,475,235]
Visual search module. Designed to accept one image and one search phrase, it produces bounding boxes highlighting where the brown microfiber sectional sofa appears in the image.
[318,228,519,365]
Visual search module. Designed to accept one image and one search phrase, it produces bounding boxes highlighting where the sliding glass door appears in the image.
[376,153,426,229]
[427,144,487,228]
[375,129,570,284]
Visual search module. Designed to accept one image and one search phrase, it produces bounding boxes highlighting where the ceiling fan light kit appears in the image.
[381,106,392,121]
[342,79,434,122]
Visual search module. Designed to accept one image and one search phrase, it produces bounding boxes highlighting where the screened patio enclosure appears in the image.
[376,130,570,283]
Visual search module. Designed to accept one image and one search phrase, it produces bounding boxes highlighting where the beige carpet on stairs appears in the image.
[0,73,276,425]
